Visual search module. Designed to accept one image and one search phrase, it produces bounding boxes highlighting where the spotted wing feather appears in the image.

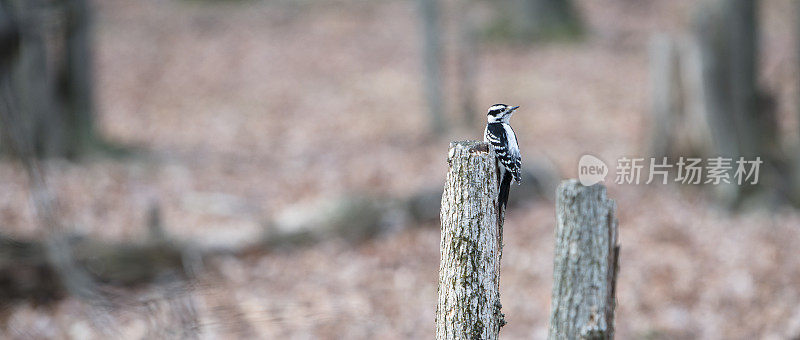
[484,123,522,184]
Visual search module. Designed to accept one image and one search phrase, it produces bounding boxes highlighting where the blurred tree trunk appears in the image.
[1,0,96,159]
[647,34,680,159]
[0,3,17,62]
[417,0,445,134]
[692,0,785,206]
[436,141,504,339]
[647,34,716,159]
[794,0,800,204]
[489,0,583,42]
[456,0,478,128]
[694,0,762,161]
[60,0,94,156]
[0,0,104,305]
[649,0,792,207]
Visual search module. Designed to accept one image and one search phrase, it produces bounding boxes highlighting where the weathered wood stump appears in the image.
[436,140,504,340]
[548,180,619,340]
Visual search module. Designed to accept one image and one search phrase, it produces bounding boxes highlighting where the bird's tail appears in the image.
[498,171,513,211]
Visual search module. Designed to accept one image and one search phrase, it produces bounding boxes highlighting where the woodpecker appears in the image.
[484,104,521,211]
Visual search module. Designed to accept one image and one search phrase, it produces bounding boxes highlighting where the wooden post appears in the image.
[436,140,504,340]
[548,180,619,340]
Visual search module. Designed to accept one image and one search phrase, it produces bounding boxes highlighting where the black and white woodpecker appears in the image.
[484,104,522,211]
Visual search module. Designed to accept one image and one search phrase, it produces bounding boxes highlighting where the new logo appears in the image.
[578,154,608,186]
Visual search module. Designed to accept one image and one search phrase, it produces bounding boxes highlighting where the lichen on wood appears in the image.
[548,180,619,340]
[436,140,504,340]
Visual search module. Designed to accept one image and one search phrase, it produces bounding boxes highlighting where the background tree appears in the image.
[647,0,794,207]
[1,0,97,159]
[486,0,583,42]
[417,0,445,133]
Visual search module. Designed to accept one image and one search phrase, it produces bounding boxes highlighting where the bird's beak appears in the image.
[509,106,520,112]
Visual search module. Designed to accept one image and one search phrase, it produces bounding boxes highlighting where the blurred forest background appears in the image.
[1,0,800,338]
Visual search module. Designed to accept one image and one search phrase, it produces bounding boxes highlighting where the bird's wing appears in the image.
[504,124,522,184]
[485,123,508,156]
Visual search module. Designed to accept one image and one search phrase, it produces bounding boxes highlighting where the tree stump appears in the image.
[548,180,619,340]
[436,140,504,340]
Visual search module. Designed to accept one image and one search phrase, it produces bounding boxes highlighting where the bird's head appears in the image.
[486,104,520,123]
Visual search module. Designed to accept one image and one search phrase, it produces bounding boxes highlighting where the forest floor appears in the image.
[2,0,800,338]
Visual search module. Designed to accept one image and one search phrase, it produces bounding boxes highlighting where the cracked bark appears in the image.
[436,140,504,340]
[548,180,619,340]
